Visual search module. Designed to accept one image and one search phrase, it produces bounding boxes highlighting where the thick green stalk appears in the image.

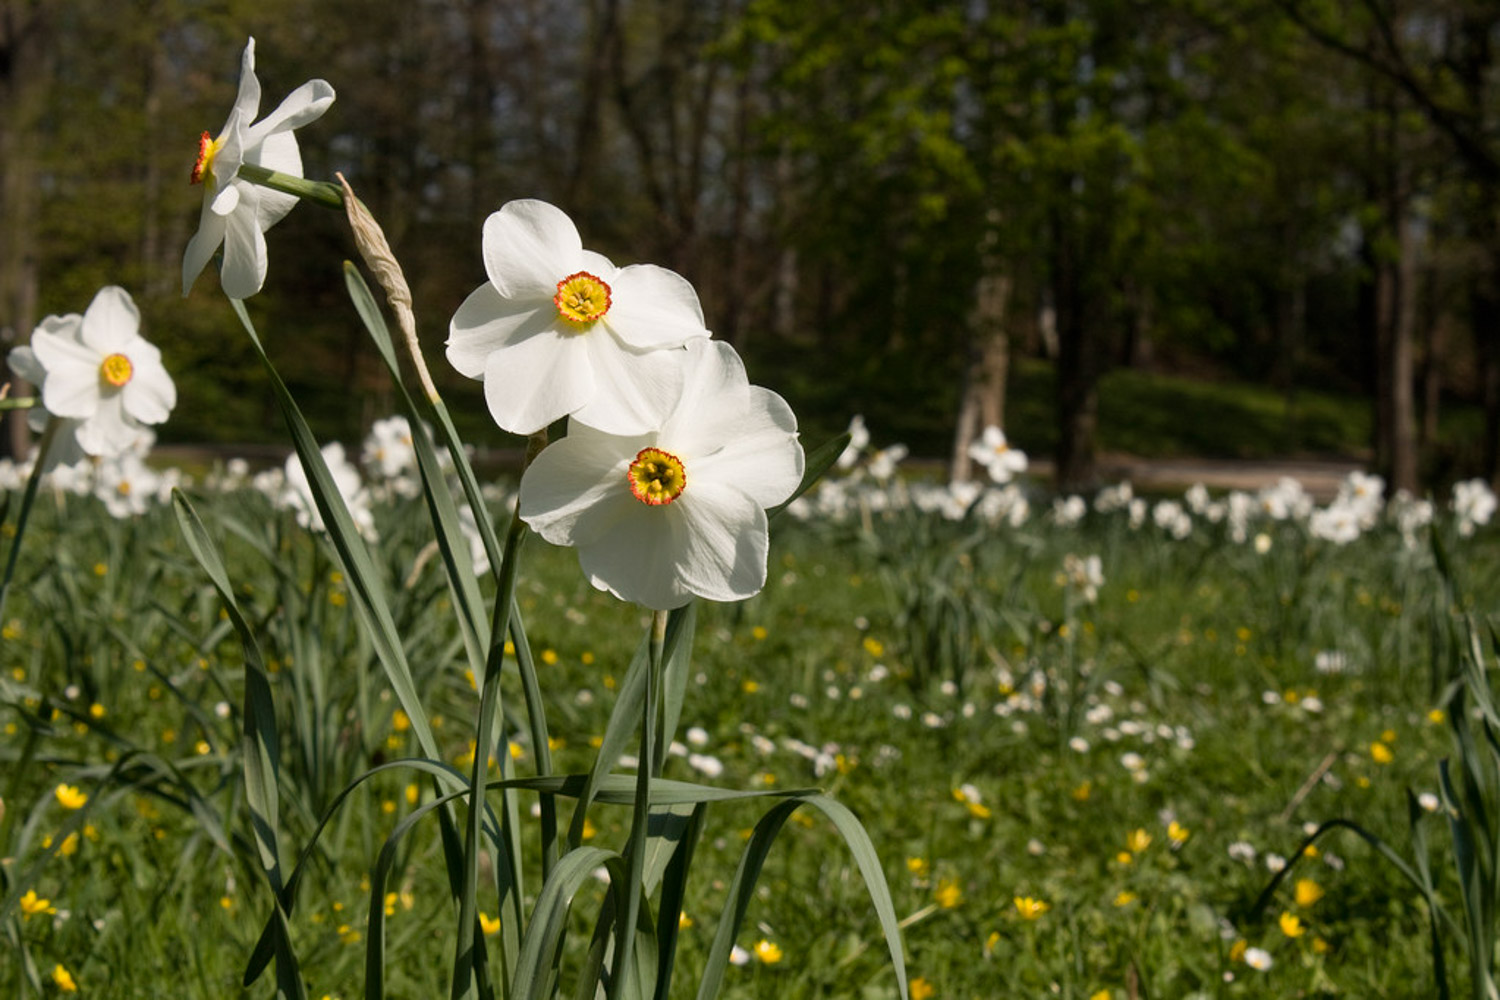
[236,162,344,210]
[611,610,668,994]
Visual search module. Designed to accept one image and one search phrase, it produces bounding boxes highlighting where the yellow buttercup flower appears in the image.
[1014,896,1050,920]
[1295,878,1325,908]
[753,938,783,964]
[910,977,936,1000]
[935,878,963,909]
[55,784,87,810]
[20,890,56,917]
[1279,911,1307,938]
[1370,741,1394,765]
[1125,828,1152,853]
[1167,821,1190,846]
[480,912,501,936]
[52,964,78,993]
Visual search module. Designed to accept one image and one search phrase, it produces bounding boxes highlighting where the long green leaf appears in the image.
[171,490,305,1000]
[510,846,617,1000]
[228,298,443,765]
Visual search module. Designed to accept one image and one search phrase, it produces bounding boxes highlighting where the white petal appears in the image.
[74,395,140,457]
[481,200,585,300]
[247,79,335,140]
[182,204,228,295]
[121,346,176,425]
[518,430,644,544]
[7,345,44,384]
[219,200,270,299]
[446,282,549,377]
[574,504,693,610]
[481,325,595,434]
[247,131,301,230]
[210,181,241,216]
[689,386,802,509]
[569,336,687,436]
[39,363,101,420]
[604,265,710,349]
[659,340,753,448]
[32,325,101,419]
[673,483,770,602]
[23,314,83,372]
[79,287,140,354]
[232,39,262,125]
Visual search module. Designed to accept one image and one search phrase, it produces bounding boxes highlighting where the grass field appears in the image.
[3,447,1498,999]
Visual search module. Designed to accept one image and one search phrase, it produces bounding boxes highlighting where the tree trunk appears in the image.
[0,1,48,460]
[951,274,1011,483]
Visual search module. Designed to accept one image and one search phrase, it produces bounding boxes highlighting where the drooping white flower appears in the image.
[447,199,711,436]
[183,37,336,300]
[967,425,1028,484]
[518,339,803,610]
[24,287,176,458]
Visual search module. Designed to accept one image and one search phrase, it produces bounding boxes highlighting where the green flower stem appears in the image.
[612,609,669,993]
[0,417,58,625]
[0,397,38,411]
[235,162,345,211]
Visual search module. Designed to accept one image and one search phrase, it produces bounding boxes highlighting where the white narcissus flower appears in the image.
[182,37,335,300]
[518,340,803,610]
[967,425,1028,484]
[94,452,163,519]
[447,199,711,436]
[279,442,377,540]
[362,415,417,480]
[25,286,176,458]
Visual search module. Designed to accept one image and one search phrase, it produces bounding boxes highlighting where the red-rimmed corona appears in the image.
[627,447,686,506]
[554,272,612,326]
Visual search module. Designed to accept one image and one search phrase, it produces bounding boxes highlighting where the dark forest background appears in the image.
[4,0,1500,491]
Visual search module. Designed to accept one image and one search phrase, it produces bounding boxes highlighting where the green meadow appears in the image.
[3,462,1497,999]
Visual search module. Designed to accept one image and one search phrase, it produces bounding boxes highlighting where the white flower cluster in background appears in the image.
[786,416,1496,550]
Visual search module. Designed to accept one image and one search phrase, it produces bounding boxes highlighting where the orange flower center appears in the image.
[100,353,134,387]
[627,447,686,506]
[554,271,611,325]
[191,131,224,185]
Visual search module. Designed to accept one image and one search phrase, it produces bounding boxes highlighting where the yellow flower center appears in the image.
[627,447,686,506]
[100,353,134,387]
[554,271,612,325]
[191,131,225,185]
